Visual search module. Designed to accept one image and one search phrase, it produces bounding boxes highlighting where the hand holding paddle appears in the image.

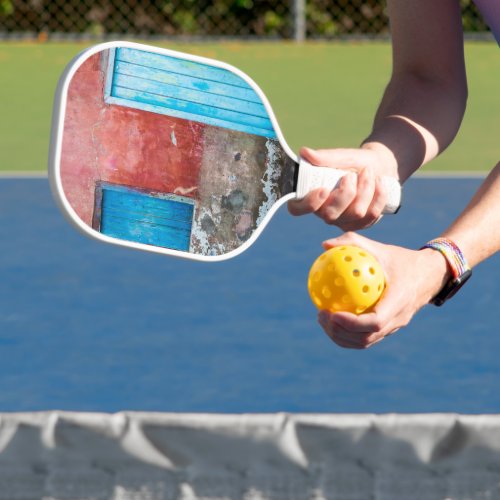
[289,146,400,231]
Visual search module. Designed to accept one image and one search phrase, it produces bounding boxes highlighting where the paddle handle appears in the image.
[295,159,401,214]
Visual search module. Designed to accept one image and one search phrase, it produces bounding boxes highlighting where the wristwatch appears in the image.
[421,238,472,306]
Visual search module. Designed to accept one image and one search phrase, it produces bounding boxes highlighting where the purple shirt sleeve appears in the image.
[473,0,500,44]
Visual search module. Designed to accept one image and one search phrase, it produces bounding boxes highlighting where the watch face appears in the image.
[432,269,472,306]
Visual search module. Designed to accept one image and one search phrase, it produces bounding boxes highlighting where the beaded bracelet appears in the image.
[421,238,470,278]
[421,237,472,306]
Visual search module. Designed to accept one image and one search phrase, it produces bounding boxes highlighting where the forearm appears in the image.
[441,162,500,267]
[361,0,467,183]
[363,73,467,182]
[413,163,500,306]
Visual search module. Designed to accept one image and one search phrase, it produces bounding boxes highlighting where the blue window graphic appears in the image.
[104,47,277,139]
[93,183,194,252]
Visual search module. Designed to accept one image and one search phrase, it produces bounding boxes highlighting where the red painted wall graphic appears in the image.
[60,53,205,227]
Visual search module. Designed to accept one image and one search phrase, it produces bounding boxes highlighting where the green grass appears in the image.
[0,41,497,172]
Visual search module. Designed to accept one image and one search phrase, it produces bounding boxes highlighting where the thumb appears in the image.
[322,231,369,250]
[300,147,367,170]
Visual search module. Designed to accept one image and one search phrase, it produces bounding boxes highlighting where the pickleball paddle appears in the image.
[49,41,401,262]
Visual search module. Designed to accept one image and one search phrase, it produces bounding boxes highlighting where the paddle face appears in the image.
[50,42,298,261]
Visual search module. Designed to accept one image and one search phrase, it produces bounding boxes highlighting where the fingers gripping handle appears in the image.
[295,159,402,214]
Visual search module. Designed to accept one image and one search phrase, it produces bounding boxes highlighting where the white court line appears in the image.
[0,170,488,179]
[414,170,487,178]
[0,171,48,178]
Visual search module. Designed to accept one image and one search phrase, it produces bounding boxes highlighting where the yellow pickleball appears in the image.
[308,245,385,315]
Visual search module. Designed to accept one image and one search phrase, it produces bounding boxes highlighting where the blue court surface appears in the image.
[0,176,498,414]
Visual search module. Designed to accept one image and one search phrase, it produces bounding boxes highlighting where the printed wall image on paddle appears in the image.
[59,45,296,257]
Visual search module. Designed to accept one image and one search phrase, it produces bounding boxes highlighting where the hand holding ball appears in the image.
[308,245,385,314]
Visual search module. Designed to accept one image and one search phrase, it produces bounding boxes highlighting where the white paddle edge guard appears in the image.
[296,159,402,214]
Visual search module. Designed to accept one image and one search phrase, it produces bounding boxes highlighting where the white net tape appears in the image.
[0,412,500,499]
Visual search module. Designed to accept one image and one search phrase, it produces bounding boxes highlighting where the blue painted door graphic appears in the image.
[104,47,277,138]
[95,183,194,251]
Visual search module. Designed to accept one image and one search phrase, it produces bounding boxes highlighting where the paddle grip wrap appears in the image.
[295,159,402,214]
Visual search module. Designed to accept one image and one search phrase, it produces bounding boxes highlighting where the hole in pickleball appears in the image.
[334,277,344,287]
[322,286,332,299]
[362,285,369,293]
[344,256,352,262]
[359,251,367,257]
[356,306,366,314]
[333,303,342,311]
[342,295,351,304]
[352,269,360,277]
[369,267,376,275]
[313,271,321,282]
[313,294,322,308]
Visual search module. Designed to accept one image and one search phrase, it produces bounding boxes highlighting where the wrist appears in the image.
[361,141,399,179]
[418,248,452,302]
